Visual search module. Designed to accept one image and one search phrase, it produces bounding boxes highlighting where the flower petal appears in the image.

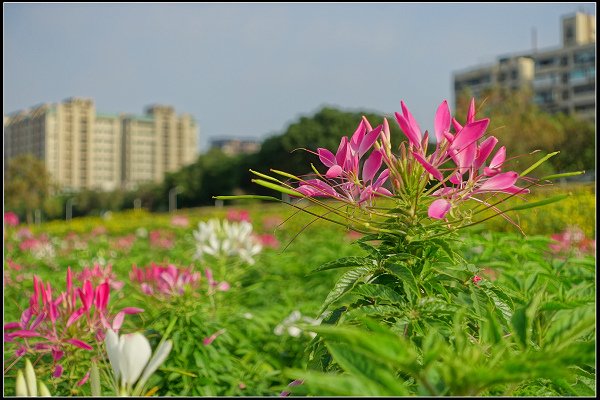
[451,119,489,153]
[358,125,382,157]
[325,164,343,178]
[434,100,451,144]
[474,136,498,170]
[317,148,336,168]
[104,329,121,382]
[428,199,452,219]
[477,171,519,192]
[120,333,152,386]
[65,338,93,350]
[137,340,173,391]
[488,146,506,170]
[412,152,443,181]
[362,149,383,183]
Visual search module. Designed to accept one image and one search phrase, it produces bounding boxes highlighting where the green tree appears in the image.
[4,154,54,224]
[455,86,594,176]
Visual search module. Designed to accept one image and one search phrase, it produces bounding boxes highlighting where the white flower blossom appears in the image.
[274,310,321,338]
[104,329,172,396]
[193,219,262,265]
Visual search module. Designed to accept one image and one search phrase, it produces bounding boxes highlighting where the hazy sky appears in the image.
[4,2,596,152]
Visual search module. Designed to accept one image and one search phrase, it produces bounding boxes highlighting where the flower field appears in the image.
[3,98,596,396]
[3,196,596,396]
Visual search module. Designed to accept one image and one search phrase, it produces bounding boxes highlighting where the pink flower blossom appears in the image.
[76,264,124,290]
[148,230,175,249]
[112,234,136,253]
[256,234,279,249]
[3,268,142,374]
[130,263,201,298]
[296,118,390,205]
[171,215,190,227]
[549,227,596,257]
[4,211,19,227]
[227,210,251,223]
[472,275,482,285]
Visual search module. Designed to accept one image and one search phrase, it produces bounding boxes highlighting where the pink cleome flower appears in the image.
[4,212,19,227]
[4,268,142,376]
[227,210,251,223]
[148,230,175,249]
[130,263,201,298]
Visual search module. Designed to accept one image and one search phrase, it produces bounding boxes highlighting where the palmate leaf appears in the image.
[353,283,404,304]
[283,367,401,396]
[325,342,409,395]
[544,306,596,350]
[311,256,371,273]
[319,265,374,314]
[310,322,420,372]
[384,263,419,301]
[345,304,405,321]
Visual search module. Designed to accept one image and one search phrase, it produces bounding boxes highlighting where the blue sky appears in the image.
[3,3,596,152]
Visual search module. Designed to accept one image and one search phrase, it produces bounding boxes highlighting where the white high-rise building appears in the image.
[453,12,595,120]
[4,97,199,191]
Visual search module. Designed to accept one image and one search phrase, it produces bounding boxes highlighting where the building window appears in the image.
[573,83,595,95]
[564,25,574,44]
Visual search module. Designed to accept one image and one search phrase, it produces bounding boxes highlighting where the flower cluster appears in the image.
[130,263,201,298]
[148,230,175,249]
[193,219,262,265]
[285,98,533,228]
[171,215,190,227]
[4,211,20,227]
[227,209,251,223]
[274,310,321,338]
[549,226,596,257]
[77,263,124,290]
[4,268,143,378]
[19,234,56,260]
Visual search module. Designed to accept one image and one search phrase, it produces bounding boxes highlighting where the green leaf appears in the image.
[326,342,408,395]
[539,171,584,181]
[212,195,281,202]
[353,283,404,304]
[520,151,559,177]
[320,265,373,314]
[502,194,569,212]
[283,367,397,396]
[384,263,419,300]
[511,306,528,349]
[311,257,371,273]
[251,179,303,197]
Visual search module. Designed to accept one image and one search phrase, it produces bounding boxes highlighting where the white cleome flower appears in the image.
[273,310,322,338]
[193,219,262,264]
[104,329,172,396]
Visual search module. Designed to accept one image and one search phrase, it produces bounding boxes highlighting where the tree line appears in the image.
[5,88,595,223]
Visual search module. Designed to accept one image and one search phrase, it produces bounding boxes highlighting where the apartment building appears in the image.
[210,138,261,156]
[453,12,596,120]
[4,97,198,191]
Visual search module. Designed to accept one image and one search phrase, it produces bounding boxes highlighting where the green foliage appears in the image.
[288,232,595,396]
[5,154,55,224]
[479,183,595,237]
[456,86,595,175]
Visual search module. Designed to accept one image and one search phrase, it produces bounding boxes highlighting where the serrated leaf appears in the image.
[326,342,408,395]
[384,263,419,300]
[353,283,404,304]
[311,257,370,273]
[320,265,373,314]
